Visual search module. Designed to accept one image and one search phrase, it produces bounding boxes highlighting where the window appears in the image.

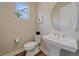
[15,3,30,20]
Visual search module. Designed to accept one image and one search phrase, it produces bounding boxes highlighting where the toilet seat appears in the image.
[24,41,38,51]
[24,41,38,48]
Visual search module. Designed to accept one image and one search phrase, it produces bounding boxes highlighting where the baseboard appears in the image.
[4,47,48,56]
[40,46,48,55]
[4,48,24,56]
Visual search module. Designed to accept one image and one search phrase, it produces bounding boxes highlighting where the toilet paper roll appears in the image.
[15,38,20,43]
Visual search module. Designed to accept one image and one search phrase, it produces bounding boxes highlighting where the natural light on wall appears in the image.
[15,3,30,20]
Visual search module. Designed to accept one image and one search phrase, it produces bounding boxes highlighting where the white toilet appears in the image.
[24,32,41,56]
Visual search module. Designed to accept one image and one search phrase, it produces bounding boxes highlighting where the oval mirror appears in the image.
[51,2,78,32]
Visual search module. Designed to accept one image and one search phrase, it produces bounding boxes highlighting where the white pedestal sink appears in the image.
[42,34,78,56]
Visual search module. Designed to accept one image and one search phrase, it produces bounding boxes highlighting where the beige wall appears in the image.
[37,2,76,37]
[38,3,79,55]
[37,2,57,55]
[37,2,56,35]
[0,2,37,55]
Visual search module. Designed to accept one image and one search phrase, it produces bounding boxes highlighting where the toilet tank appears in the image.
[35,31,41,44]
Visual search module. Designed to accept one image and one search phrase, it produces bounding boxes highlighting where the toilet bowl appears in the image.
[24,32,41,56]
[24,41,38,51]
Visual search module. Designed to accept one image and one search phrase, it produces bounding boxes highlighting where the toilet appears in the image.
[24,31,41,56]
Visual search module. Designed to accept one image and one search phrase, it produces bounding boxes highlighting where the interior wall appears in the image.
[37,2,57,35]
[37,2,79,39]
[0,2,37,55]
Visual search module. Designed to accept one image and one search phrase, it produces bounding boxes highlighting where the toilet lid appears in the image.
[24,41,38,48]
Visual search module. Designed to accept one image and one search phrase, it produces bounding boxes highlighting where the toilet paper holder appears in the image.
[14,38,21,44]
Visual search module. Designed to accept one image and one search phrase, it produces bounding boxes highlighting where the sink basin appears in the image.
[42,34,78,53]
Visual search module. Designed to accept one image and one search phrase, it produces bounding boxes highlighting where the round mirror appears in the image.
[51,2,78,32]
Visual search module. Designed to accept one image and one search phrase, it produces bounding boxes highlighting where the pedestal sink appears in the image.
[42,34,78,56]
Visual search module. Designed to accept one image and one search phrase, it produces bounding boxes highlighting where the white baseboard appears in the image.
[4,48,24,56]
[4,47,48,56]
[40,46,48,55]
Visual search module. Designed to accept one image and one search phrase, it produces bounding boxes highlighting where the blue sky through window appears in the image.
[16,3,29,19]
[16,3,26,10]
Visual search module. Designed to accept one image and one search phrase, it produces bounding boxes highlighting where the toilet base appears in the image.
[26,46,40,56]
